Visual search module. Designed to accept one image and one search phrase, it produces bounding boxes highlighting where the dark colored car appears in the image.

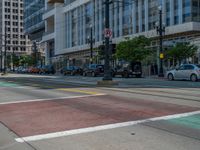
[62,66,83,76]
[83,64,104,77]
[113,62,142,78]
[38,66,46,74]
[41,65,55,74]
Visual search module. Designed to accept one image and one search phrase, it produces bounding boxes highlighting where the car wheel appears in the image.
[136,74,142,78]
[168,73,174,81]
[92,72,96,77]
[190,74,197,82]
[124,72,129,78]
[83,72,86,76]
[112,73,115,77]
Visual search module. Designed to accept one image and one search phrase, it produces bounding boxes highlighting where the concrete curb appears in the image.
[0,73,8,76]
[97,80,119,86]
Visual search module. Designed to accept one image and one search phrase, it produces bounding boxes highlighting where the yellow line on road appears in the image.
[58,88,102,95]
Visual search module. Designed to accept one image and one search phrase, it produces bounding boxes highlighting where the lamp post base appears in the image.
[97,80,118,86]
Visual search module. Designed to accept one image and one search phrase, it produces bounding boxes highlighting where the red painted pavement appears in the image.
[0,95,198,137]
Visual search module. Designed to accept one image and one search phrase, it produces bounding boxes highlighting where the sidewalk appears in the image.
[145,75,167,80]
[0,123,33,150]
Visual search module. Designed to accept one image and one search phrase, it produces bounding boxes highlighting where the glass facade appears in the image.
[123,0,132,35]
[24,0,45,40]
[191,0,200,22]
[48,0,200,50]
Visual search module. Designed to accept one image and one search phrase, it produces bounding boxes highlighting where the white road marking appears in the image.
[0,94,106,105]
[15,110,200,143]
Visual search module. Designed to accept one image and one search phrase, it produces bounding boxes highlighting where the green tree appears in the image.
[116,36,151,62]
[19,55,34,66]
[167,42,198,63]
[13,54,20,66]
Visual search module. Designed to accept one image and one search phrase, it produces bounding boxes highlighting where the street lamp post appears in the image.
[87,25,95,64]
[0,48,2,72]
[156,5,165,77]
[103,0,112,81]
[33,41,38,66]
[12,49,15,72]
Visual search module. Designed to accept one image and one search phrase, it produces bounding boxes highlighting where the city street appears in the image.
[0,74,200,150]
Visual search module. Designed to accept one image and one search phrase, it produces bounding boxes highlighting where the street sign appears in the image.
[104,28,112,38]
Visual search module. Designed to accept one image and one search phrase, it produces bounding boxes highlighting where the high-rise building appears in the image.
[24,0,45,41]
[43,0,200,69]
[24,0,46,65]
[0,0,32,57]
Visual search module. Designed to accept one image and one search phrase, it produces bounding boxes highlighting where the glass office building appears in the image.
[24,0,45,40]
[43,0,200,67]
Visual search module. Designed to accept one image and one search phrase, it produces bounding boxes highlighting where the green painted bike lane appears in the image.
[168,114,200,130]
[0,81,20,87]
[144,113,200,140]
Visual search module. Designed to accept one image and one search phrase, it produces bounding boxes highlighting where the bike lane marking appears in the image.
[0,81,19,87]
[167,114,200,130]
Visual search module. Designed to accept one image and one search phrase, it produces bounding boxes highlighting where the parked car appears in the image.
[62,66,83,76]
[113,62,142,78]
[166,64,200,82]
[83,64,104,77]
[41,65,55,74]
[17,66,28,73]
[29,67,40,74]
[29,67,36,74]
[38,66,46,74]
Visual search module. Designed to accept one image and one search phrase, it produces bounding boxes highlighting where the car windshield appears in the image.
[74,66,79,69]
[68,66,74,70]
[97,65,104,68]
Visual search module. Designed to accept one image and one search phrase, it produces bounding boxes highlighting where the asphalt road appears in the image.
[0,74,200,150]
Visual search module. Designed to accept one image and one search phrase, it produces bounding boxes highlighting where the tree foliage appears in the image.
[19,55,34,66]
[167,42,198,62]
[116,36,151,62]
[13,54,20,66]
[6,54,19,67]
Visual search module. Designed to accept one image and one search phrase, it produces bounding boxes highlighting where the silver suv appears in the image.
[166,64,200,82]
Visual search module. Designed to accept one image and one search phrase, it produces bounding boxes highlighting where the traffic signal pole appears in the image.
[157,6,165,77]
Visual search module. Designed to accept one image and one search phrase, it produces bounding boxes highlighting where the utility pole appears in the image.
[4,25,7,74]
[103,0,113,81]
